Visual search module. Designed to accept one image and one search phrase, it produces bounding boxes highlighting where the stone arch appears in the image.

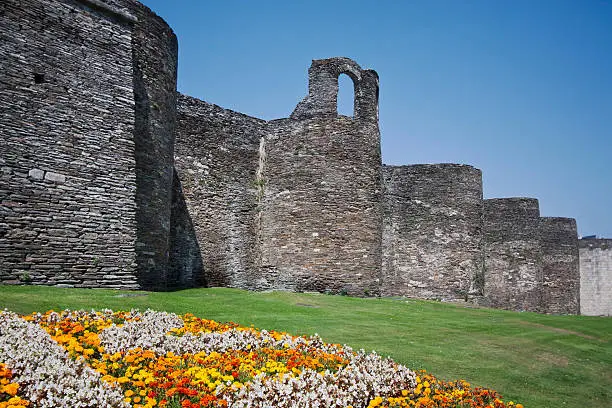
[337,73,356,117]
[290,57,379,122]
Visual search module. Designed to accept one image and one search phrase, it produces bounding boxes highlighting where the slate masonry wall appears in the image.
[381,164,484,300]
[483,198,543,312]
[0,0,189,289]
[0,0,139,288]
[258,58,383,296]
[540,217,580,315]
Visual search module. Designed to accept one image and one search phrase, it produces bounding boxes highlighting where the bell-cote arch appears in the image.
[290,57,379,123]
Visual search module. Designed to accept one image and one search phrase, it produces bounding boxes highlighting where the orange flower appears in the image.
[2,382,19,396]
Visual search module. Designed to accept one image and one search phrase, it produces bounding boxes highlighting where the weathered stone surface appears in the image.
[130,0,179,290]
[175,58,383,297]
[381,164,484,300]
[44,172,66,183]
[540,217,580,314]
[258,58,382,296]
[175,96,263,289]
[28,169,44,180]
[484,198,542,312]
[1,0,138,288]
[259,118,382,296]
[0,0,183,290]
[579,238,612,316]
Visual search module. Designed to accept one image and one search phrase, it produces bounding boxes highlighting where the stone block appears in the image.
[28,169,44,180]
[44,171,66,183]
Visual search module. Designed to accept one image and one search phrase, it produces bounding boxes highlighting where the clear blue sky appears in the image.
[140,0,612,238]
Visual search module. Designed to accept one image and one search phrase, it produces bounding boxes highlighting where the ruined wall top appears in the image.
[76,0,138,23]
[484,198,541,219]
[290,57,379,122]
[579,238,612,250]
[484,198,541,243]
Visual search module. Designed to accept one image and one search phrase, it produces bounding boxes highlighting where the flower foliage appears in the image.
[0,309,523,408]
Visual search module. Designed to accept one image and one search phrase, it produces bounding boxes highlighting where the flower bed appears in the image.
[0,310,523,408]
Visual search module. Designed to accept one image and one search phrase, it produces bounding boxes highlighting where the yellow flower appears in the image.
[2,382,19,396]
[368,396,383,407]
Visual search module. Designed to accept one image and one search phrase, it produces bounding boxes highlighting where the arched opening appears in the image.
[337,73,355,117]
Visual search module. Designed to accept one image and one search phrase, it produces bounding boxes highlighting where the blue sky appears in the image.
[140,0,612,238]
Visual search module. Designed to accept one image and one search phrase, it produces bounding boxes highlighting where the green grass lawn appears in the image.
[0,285,610,408]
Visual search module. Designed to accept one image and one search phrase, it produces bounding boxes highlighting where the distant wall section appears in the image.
[579,238,612,316]
[381,164,484,300]
[540,217,580,314]
[484,198,542,312]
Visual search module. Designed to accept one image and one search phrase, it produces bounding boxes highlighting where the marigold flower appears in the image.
[2,382,19,396]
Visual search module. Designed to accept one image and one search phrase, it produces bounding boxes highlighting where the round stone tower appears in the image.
[256,57,383,296]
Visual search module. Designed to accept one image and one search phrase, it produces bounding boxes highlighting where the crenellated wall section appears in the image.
[255,58,383,296]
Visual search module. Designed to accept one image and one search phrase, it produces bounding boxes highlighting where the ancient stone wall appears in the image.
[579,238,612,316]
[0,0,140,288]
[381,164,484,300]
[168,171,204,288]
[128,0,179,290]
[539,217,580,314]
[175,95,264,289]
[256,58,383,296]
[0,0,183,289]
[483,198,543,312]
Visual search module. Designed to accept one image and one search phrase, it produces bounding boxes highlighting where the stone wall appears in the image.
[0,0,186,289]
[579,238,612,316]
[175,95,264,289]
[381,164,484,300]
[540,217,580,314]
[256,58,383,296]
[483,198,543,312]
[0,0,140,288]
[129,0,179,290]
[168,171,204,288]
